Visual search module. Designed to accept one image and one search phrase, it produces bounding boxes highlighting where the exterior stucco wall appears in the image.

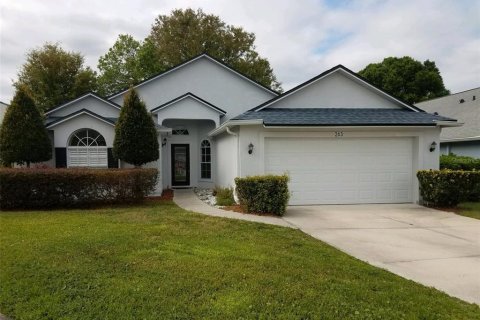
[234,125,441,203]
[214,130,238,188]
[110,57,276,121]
[154,97,222,126]
[48,96,120,118]
[50,114,115,147]
[441,141,480,158]
[269,72,401,109]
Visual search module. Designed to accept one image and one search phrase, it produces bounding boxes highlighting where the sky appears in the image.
[0,0,479,102]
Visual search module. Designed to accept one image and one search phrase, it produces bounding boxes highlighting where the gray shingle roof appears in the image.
[416,87,479,141]
[233,108,455,126]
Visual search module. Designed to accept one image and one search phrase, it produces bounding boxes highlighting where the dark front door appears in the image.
[171,144,190,186]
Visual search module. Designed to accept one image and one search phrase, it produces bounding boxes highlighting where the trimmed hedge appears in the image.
[417,170,480,207]
[235,174,290,216]
[0,168,158,210]
[440,154,480,171]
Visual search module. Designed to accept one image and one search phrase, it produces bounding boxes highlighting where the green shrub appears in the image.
[0,168,158,210]
[235,174,290,216]
[440,154,480,171]
[417,170,480,207]
[214,187,235,206]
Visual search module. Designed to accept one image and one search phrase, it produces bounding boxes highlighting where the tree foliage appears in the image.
[16,43,97,112]
[97,35,143,96]
[0,86,52,167]
[358,57,450,104]
[97,8,281,96]
[113,89,159,167]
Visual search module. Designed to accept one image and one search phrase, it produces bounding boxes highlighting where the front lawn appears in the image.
[0,202,478,319]
[456,202,480,220]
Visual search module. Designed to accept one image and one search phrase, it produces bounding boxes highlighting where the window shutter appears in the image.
[108,148,119,168]
[55,148,67,168]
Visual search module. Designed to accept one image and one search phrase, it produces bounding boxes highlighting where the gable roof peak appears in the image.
[107,53,279,99]
[44,92,121,116]
[251,64,422,112]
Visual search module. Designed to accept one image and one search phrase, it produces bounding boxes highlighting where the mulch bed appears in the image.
[146,189,174,201]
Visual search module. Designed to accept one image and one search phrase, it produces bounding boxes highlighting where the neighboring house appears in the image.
[416,88,480,158]
[0,101,8,125]
[43,53,458,205]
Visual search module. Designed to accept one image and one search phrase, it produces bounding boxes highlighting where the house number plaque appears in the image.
[334,131,344,137]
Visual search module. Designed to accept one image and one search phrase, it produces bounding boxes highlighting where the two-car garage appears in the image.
[265,137,414,205]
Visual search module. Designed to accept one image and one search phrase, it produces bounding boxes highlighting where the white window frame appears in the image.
[200,139,212,180]
[67,129,108,168]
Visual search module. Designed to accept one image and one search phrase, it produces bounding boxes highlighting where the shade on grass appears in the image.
[456,202,480,220]
[0,201,479,319]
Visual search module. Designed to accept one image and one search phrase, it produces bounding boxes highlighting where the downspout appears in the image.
[226,126,237,136]
[225,126,240,203]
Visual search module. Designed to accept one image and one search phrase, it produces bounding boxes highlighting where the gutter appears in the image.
[440,136,480,143]
[434,120,463,127]
[208,119,263,137]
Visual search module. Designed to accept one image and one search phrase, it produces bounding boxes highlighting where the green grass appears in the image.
[456,202,480,220]
[0,201,478,319]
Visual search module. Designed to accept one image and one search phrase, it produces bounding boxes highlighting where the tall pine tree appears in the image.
[113,89,159,167]
[0,86,52,167]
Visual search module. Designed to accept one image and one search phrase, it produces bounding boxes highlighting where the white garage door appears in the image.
[265,137,413,205]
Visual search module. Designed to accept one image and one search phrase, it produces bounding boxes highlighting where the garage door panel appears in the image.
[265,137,413,205]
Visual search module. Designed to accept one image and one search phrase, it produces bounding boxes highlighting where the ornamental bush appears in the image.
[0,168,158,210]
[113,88,159,167]
[0,85,52,167]
[440,154,480,171]
[235,174,290,216]
[417,170,480,207]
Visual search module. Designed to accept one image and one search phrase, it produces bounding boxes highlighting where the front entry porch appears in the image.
[160,119,216,189]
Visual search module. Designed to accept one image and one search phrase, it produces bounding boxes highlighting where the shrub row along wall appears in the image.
[440,154,480,171]
[417,170,480,207]
[235,174,290,216]
[0,168,158,209]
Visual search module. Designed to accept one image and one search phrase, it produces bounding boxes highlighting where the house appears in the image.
[416,87,479,158]
[0,101,8,125]
[43,53,458,205]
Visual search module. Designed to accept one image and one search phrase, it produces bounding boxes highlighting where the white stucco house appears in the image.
[42,53,458,205]
[416,87,479,158]
[0,101,8,125]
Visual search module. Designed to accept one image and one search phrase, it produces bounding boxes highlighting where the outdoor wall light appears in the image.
[248,143,254,155]
[429,141,437,152]
[162,138,167,147]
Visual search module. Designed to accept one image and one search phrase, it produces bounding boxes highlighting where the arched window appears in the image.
[68,129,108,168]
[200,140,211,179]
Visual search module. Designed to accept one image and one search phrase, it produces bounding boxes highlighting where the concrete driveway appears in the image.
[283,204,480,304]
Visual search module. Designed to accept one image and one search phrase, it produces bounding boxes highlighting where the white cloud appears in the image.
[0,0,478,102]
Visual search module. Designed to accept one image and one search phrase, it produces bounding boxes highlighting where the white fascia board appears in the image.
[151,94,226,115]
[256,68,417,112]
[208,119,263,136]
[46,111,115,128]
[434,120,463,127]
[262,125,440,129]
[45,93,120,116]
[441,136,480,143]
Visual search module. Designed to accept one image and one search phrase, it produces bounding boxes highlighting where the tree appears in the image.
[0,86,52,167]
[113,88,159,167]
[97,35,143,96]
[358,57,449,104]
[97,8,281,95]
[15,43,97,112]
